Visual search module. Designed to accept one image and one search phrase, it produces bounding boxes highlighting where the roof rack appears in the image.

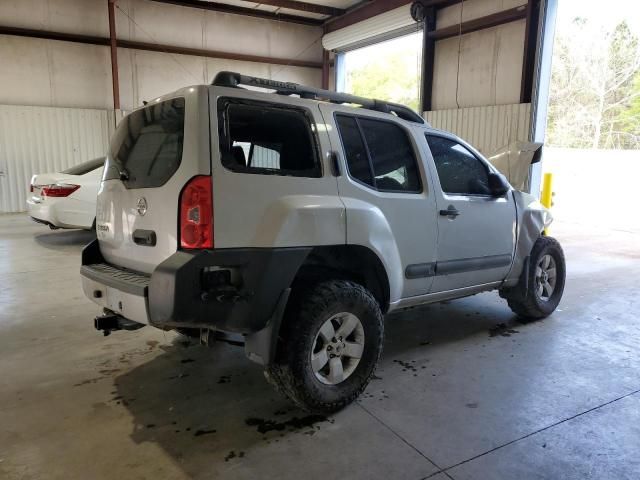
[212,71,425,124]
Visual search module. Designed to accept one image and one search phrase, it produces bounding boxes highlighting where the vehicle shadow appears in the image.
[34,229,95,250]
[113,294,520,478]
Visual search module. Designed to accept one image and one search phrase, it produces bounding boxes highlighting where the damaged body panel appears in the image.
[487,141,543,192]
[503,190,553,287]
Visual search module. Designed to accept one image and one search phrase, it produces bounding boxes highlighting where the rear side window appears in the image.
[105,98,185,188]
[62,157,104,175]
[218,99,321,177]
[335,116,372,185]
[336,114,421,193]
[425,135,490,195]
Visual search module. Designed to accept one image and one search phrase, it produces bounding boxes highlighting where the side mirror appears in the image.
[488,172,510,196]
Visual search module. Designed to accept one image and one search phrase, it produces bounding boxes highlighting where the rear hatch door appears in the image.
[96,87,210,274]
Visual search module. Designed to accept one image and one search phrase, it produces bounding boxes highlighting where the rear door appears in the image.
[210,88,344,249]
[97,87,210,274]
[424,133,516,292]
[320,104,438,299]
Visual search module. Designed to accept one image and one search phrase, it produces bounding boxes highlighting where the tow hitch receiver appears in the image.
[94,311,145,336]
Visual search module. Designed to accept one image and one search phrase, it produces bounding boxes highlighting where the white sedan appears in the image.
[27,157,104,230]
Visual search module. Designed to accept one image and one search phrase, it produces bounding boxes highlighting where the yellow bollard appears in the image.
[540,172,554,235]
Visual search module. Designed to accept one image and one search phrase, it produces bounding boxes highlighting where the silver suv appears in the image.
[81,72,565,413]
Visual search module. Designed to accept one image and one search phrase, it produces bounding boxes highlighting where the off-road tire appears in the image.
[266,280,384,414]
[504,236,566,320]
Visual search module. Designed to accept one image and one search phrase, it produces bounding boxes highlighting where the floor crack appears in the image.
[357,403,456,480]
[434,387,640,475]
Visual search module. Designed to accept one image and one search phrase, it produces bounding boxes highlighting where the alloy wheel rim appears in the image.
[535,254,557,301]
[311,312,365,385]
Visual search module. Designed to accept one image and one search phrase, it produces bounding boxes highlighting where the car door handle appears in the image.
[439,207,460,217]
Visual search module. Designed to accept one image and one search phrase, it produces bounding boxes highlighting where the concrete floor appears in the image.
[1,214,639,480]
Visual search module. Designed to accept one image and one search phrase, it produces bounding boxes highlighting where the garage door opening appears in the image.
[339,31,423,112]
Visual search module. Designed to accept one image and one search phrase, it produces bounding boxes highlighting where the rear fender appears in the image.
[340,198,403,304]
[249,194,345,247]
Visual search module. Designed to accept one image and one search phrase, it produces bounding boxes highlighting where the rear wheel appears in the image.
[504,236,566,319]
[266,280,383,413]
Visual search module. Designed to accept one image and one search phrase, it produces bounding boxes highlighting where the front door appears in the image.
[320,104,439,300]
[424,133,517,293]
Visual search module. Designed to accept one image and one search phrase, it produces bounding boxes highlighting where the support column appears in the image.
[321,49,330,90]
[420,7,437,113]
[108,0,120,110]
[520,0,540,103]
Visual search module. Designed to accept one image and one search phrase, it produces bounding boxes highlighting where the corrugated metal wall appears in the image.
[425,103,531,156]
[0,104,119,213]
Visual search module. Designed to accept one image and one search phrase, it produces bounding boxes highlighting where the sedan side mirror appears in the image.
[488,172,510,197]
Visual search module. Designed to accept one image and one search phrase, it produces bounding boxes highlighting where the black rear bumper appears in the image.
[81,240,310,333]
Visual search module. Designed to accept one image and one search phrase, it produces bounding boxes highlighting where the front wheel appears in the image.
[266,280,384,414]
[503,236,566,320]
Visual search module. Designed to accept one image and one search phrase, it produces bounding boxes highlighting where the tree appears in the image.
[547,19,640,149]
[346,52,421,112]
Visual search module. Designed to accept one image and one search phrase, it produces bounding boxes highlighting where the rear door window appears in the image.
[335,116,372,186]
[104,98,185,188]
[336,114,421,193]
[218,99,321,177]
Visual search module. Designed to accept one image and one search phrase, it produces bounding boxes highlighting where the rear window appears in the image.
[62,157,105,175]
[104,98,185,188]
[218,99,321,177]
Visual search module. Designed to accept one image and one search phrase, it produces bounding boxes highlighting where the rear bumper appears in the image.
[27,196,92,229]
[81,240,310,334]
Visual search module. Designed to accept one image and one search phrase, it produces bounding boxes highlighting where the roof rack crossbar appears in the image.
[212,71,425,124]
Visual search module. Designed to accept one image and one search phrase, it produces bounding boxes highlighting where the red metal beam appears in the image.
[324,0,470,34]
[427,5,527,40]
[0,26,323,69]
[107,0,120,110]
[0,25,107,46]
[149,0,323,26]
[237,0,344,17]
[117,39,323,68]
[419,0,466,8]
[324,0,412,33]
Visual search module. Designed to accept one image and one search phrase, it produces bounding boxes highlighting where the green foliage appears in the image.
[346,51,420,112]
[619,73,640,134]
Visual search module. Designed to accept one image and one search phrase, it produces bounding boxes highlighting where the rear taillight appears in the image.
[41,184,80,197]
[179,175,213,249]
